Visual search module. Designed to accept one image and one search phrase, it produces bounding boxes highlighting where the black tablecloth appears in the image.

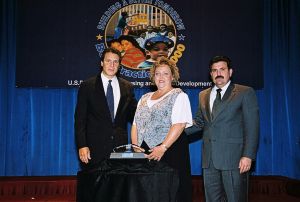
[76,159,179,202]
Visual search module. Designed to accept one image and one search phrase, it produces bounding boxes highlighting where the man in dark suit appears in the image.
[194,56,259,202]
[74,48,137,168]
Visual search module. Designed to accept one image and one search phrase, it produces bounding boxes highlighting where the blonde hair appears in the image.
[149,57,180,83]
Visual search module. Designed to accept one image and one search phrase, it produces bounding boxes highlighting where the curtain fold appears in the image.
[1,0,299,178]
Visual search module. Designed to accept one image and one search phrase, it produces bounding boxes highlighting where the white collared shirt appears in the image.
[209,80,231,112]
[101,72,120,117]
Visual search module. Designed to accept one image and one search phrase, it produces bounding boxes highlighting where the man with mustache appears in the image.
[194,56,259,202]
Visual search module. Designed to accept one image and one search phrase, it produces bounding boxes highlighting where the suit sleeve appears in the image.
[74,82,88,149]
[242,87,260,160]
[185,93,204,136]
[194,93,205,129]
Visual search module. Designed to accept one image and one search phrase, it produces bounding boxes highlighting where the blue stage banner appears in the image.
[16,0,263,89]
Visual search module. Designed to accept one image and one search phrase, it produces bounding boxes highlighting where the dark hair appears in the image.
[107,39,120,47]
[121,12,128,17]
[100,48,122,63]
[209,56,232,69]
[118,35,145,56]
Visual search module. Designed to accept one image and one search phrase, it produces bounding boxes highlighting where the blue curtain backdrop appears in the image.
[1,0,299,178]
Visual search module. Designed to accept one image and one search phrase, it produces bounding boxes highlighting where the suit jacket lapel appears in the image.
[115,78,126,120]
[95,74,113,121]
[205,88,212,121]
[212,83,236,120]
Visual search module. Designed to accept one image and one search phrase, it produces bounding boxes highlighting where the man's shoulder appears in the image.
[199,87,211,96]
[79,75,98,88]
[233,84,254,92]
[84,75,97,82]
[118,77,133,87]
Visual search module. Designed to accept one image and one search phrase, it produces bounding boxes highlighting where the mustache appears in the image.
[215,76,224,79]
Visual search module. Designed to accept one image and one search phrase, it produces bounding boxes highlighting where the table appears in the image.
[76,159,179,202]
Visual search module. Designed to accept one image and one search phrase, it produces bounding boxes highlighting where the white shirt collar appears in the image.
[101,72,117,84]
[212,80,231,96]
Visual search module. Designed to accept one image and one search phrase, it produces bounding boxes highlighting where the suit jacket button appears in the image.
[111,136,114,140]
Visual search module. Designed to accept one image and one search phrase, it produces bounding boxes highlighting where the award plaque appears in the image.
[109,144,146,159]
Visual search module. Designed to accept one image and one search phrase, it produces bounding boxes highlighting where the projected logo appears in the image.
[95,1,186,86]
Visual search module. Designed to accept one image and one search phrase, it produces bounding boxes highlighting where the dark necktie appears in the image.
[212,88,222,119]
[106,80,114,122]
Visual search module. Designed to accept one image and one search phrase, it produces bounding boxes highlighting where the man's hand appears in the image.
[79,147,91,164]
[239,157,252,173]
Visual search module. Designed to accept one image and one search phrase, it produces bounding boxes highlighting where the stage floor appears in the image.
[0,175,299,202]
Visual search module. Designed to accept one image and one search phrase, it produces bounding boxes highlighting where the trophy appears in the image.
[109,144,146,159]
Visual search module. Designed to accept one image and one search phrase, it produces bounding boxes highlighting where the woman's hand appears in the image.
[146,145,167,161]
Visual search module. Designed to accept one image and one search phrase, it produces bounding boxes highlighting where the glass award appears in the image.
[109,144,146,159]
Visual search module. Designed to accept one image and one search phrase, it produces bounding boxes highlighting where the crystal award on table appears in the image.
[109,144,146,159]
